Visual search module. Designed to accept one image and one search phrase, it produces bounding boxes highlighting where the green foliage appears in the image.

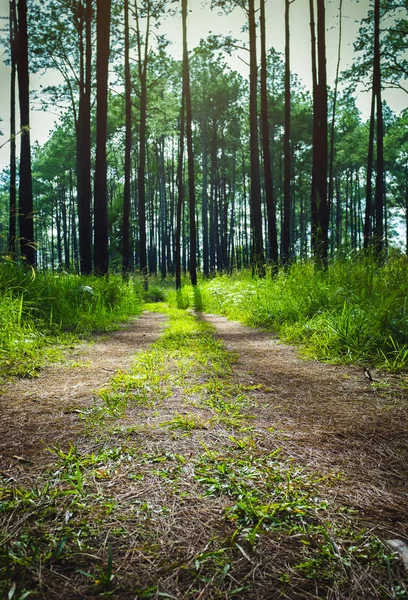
[195,255,408,371]
[0,261,143,377]
[143,285,167,303]
[1,303,405,598]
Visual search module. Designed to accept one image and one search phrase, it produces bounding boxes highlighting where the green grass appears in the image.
[0,261,143,377]
[0,304,406,598]
[165,254,408,371]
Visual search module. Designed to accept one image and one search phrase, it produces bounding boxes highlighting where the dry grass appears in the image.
[204,314,408,540]
[0,307,407,599]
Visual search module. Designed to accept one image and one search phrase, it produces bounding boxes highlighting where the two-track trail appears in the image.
[0,312,165,480]
[0,306,407,600]
[203,314,408,537]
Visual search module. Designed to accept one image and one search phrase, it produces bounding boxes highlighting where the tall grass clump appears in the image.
[0,261,143,377]
[197,254,408,371]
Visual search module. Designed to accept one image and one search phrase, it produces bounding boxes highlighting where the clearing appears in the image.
[0,305,407,599]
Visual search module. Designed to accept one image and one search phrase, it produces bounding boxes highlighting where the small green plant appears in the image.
[0,263,144,377]
[95,545,114,587]
[2,292,406,599]
[161,412,210,432]
[195,256,408,372]
[143,285,167,303]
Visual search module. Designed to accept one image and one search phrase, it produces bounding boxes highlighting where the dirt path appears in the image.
[0,311,165,479]
[1,308,407,599]
[203,313,408,539]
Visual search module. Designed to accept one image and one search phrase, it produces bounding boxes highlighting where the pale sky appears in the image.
[0,0,406,171]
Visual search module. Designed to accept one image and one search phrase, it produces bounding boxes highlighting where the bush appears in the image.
[197,255,408,371]
[0,262,144,377]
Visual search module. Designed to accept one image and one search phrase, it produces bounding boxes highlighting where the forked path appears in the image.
[203,313,408,539]
[0,311,165,479]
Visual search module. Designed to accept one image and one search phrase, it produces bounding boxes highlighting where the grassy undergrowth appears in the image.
[0,261,143,378]
[1,305,406,599]
[166,255,408,372]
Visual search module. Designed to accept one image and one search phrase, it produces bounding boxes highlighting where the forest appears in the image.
[0,0,408,598]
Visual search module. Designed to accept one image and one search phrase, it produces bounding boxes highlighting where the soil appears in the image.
[1,309,407,598]
[202,314,408,540]
[0,311,165,480]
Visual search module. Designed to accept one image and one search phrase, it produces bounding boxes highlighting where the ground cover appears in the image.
[0,262,143,379]
[0,303,406,599]
[170,256,408,372]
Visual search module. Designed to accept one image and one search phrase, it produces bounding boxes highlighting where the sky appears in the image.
[0,0,406,172]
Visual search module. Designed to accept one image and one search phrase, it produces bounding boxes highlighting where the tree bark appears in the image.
[93,0,111,275]
[159,136,167,279]
[122,0,131,275]
[248,0,265,274]
[182,0,197,286]
[175,98,185,290]
[201,117,209,276]
[282,0,291,264]
[60,184,69,269]
[328,0,342,256]
[309,0,317,258]
[9,0,17,258]
[311,0,329,263]
[373,0,384,254]
[363,89,375,248]
[76,0,92,274]
[16,0,35,266]
[260,0,278,266]
[135,0,149,287]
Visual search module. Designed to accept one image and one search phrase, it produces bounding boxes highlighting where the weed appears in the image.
[0,263,143,377]
[2,297,406,599]
[172,256,408,372]
[161,412,210,432]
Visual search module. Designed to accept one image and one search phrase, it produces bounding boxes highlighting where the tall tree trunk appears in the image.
[336,174,341,248]
[210,120,217,272]
[50,204,55,271]
[70,170,79,271]
[182,0,197,286]
[56,198,62,271]
[317,0,329,261]
[159,136,167,279]
[138,77,148,283]
[135,0,149,287]
[93,0,111,275]
[242,149,249,267]
[202,117,209,277]
[229,153,236,271]
[122,0,131,275]
[373,0,384,254]
[77,0,92,274]
[168,138,175,273]
[363,89,375,248]
[16,0,35,266]
[175,98,185,290]
[182,193,187,273]
[356,170,362,249]
[282,0,291,264]
[248,0,265,274]
[309,0,317,259]
[349,169,355,249]
[311,0,329,263]
[9,0,17,258]
[260,0,278,266]
[328,0,342,255]
[61,185,69,269]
